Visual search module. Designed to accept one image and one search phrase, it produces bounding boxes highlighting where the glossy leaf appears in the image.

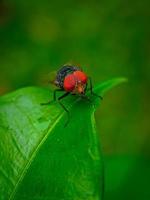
[0,78,126,200]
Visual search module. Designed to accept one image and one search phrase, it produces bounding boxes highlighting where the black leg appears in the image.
[79,94,92,103]
[40,89,63,105]
[88,77,103,100]
[40,101,51,106]
[54,89,64,101]
[57,92,70,127]
[84,82,88,94]
[41,88,70,126]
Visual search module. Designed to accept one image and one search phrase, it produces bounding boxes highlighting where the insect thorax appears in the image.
[55,65,81,88]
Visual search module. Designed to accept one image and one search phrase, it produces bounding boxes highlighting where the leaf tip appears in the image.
[94,77,128,97]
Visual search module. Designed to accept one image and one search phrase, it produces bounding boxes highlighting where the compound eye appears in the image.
[73,71,87,84]
[64,74,76,92]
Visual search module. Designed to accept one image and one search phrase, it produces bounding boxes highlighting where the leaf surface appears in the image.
[0,78,126,200]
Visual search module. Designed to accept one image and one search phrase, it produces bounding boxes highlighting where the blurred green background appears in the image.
[0,0,150,199]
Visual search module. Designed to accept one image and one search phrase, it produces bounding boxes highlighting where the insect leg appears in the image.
[40,101,52,106]
[54,89,64,101]
[88,77,103,100]
[40,89,63,105]
[84,82,88,93]
[57,92,70,127]
[79,94,92,103]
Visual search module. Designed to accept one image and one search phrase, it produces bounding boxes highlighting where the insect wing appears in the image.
[47,71,57,85]
[38,70,57,87]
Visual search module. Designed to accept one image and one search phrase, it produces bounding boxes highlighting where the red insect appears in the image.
[41,65,102,126]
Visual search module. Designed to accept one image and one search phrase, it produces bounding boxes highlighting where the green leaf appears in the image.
[0,78,126,200]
